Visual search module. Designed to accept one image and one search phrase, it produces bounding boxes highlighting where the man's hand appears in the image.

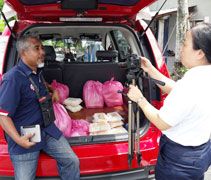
[51,89,60,103]
[47,83,60,103]
[17,133,36,149]
[0,115,37,149]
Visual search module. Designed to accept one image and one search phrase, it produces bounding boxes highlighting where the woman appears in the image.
[127,23,211,180]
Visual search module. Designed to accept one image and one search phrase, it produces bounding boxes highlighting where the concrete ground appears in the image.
[205,166,211,180]
[149,166,211,180]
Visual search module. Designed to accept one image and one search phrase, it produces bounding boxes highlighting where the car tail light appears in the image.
[149,169,155,175]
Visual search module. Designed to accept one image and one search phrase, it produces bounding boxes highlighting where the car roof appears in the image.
[5,0,157,22]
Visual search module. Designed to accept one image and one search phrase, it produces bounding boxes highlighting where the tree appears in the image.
[171,0,189,80]
[0,0,17,33]
[0,0,4,10]
[0,0,4,32]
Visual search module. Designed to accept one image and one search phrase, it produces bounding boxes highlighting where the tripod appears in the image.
[127,68,142,167]
[118,54,165,167]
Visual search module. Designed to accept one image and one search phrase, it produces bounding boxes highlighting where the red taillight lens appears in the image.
[149,169,155,175]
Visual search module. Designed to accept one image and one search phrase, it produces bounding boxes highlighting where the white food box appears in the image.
[106,112,123,122]
[92,113,109,122]
[64,97,83,106]
[89,121,111,133]
[108,120,124,128]
[66,104,83,112]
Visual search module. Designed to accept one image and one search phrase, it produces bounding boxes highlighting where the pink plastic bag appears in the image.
[51,80,69,104]
[103,77,123,107]
[53,103,72,137]
[83,80,104,108]
[70,119,90,137]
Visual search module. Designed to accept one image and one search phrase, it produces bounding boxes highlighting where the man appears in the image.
[0,35,80,180]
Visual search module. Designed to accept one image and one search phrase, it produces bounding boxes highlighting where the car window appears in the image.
[105,34,114,51]
[42,37,104,62]
[112,30,131,60]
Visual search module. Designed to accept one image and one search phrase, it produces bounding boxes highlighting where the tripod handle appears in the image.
[150,77,166,86]
[117,90,128,97]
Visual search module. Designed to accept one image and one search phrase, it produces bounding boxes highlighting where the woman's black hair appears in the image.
[191,23,211,63]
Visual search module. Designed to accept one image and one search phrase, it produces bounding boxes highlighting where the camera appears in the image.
[126,54,140,72]
[122,54,143,84]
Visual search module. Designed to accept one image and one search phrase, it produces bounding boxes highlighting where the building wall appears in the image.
[150,0,211,22]
[165,14,177,72]
[149,0,211,72]
[150,0,177,11]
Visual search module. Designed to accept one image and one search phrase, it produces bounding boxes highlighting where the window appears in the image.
[42,36,103,62]
[112,30,131,60]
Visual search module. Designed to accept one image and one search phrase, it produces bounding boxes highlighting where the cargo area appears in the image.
[42,59,150,143]
[43,59,131,139]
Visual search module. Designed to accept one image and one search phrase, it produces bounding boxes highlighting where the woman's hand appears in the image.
[140,56,154,73]
[127,85,143,102]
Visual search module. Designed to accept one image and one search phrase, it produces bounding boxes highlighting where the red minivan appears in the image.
[0,0,170,179]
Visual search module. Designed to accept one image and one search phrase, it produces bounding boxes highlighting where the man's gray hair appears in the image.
[16,35,40,54]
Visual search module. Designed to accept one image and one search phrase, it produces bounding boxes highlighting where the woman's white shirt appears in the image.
[158,65,211,146]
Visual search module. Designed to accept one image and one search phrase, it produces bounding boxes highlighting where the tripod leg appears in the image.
[128,100,134,167]
[131,79,136,150]
[136,109,142,166]
[128,79,137,167]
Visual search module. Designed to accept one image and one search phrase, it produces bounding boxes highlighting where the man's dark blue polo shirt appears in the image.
[0,60,62,155]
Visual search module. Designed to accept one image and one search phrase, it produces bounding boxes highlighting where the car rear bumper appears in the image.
[0,166,155,180]
[80,166,155,180]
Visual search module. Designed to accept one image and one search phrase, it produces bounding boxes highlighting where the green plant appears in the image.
[0,0,4,10]
[0,20,4,32]
[170,61,188,81]
[0,0,17,33]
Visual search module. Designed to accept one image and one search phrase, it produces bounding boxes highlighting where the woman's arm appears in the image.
[138,97,171,130]
[141,57,175,94]
[127,85,171,131]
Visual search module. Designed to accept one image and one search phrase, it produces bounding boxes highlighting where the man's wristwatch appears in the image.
[136,97,144,104]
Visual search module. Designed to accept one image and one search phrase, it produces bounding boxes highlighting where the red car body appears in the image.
[0,0,170,179]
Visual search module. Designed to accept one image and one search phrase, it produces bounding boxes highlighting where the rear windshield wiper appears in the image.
[140,0,167,38]
[0,9,16,38]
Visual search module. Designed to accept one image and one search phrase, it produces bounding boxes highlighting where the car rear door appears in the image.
[5,0,157,22]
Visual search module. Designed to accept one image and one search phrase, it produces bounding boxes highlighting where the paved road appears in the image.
[205,166,211,180]
[148,166,211,180]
